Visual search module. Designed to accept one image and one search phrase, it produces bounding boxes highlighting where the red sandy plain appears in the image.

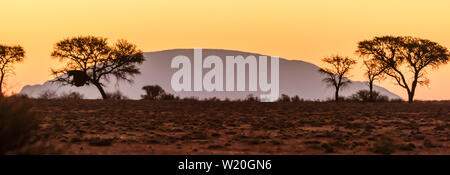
[18,99,450,155]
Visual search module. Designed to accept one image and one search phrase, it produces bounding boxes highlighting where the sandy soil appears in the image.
[27,100,450,155]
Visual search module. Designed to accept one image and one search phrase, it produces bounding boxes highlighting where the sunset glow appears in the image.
[1,0,449,100]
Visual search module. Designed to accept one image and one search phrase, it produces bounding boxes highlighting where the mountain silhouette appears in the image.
[19,49,401,100]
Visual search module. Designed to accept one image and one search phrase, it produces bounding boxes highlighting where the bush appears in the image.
[58,92,84,100]
[244,94,259,102]
[326,96,346,102]
[38,90,57,99]
[290,95,303,102]
[205,97,220,102]
[160,93,179,100]
[350,90,389,102]
[372,136,396,155]
[276,94,304,102]
[0,98,38,154]
[141,85,165,100]
[278,94,291,102]
[389,98,404,103]
[141,84,180,100]
[106,90,128,100]
[182,96,200,101]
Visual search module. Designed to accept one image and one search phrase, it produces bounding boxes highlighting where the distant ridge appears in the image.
[20,49,401,100]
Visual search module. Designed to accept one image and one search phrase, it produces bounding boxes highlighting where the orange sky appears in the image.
[1,0,449,100]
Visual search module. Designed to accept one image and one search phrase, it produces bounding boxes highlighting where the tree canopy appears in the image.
[0,44,25,96]
[357,36,449,103]
[319,55,356,102]
[51,36,144,99]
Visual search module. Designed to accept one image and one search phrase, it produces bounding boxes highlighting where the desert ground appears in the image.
[20,99,450,155]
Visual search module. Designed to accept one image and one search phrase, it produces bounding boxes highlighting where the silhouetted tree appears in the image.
[361,59,387,101]
[50,36,144,99]
[142,85,165,100]
[319,55,356,102]
[0,45,25,97]
[357,36,449,103]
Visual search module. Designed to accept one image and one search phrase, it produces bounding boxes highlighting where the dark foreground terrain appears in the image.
[18,100,450,154]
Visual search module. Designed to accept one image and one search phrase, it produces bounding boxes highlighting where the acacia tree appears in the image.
[0,45,25,96]
[357,36,449,103]
[319,55,357,102]
[51,36,144,99]
[361,59,387,101]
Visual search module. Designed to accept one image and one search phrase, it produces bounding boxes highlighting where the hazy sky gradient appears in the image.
[1,0,449,100]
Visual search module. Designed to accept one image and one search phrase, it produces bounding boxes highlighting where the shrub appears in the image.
[278,94,291,102]
[141,85,165,100]
[182,96,199,101]
[290,95,303,102]
[0,98,38,154]
[160,93,179,100]
[58,92,84,100]
[205,97,220,102]
[245,94,259,102]
[326,96,346,102]
[38,90,57,99]
[141,84,180,100]
[106,90,128,100]
[389,98,404,103]
[350,90,389,102]
[372,136,396,155]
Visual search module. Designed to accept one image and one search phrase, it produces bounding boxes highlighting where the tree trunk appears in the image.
[408,86,416,103]
[408,93,414,103]
[335,87,340,102]
[94,82,108,99]
[0,73,4,97]
[408,75,419,103]
[369,81,374,102]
